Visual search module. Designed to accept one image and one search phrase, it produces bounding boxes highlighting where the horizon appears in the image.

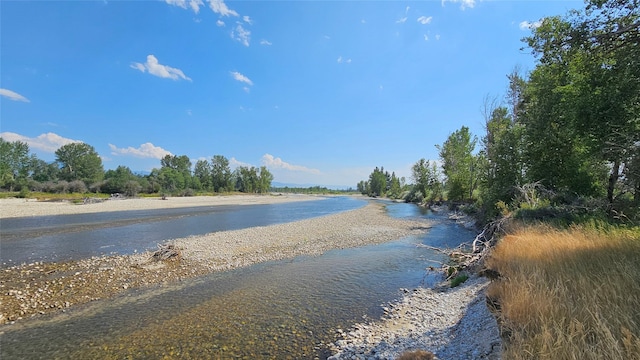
[1,0,580,188]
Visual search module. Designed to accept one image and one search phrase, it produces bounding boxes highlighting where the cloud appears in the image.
[231,24,251,46]
[436,34,441,41]
[261,154,321,174]
[230,71,253,86]
[229,157,253,169]
[165,0,203,13]
[441,0,476,10]
[208,0,238,17]
[243,15,252,24]
[0,88,30,102]
[424,34,429,41]
[260,39,272,46]
[337,56,351,64]
[396,17,408,24]
[109,142,172,159]
[130,55,192,81]
[216,19,225,27]
[0,132,80,153]
[519,20,542,30]
[417,16,433,25]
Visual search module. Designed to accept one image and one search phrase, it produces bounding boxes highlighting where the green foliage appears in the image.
[450,274,469,288]
[55,143,104,185]
[411,159,442,203]
[437,126,478,202]
[0,138,31,190]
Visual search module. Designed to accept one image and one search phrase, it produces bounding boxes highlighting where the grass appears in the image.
[486,224,640,360]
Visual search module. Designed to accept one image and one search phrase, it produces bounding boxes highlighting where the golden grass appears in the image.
[486,224,640,360]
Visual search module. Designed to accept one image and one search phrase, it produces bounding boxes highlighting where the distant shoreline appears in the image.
[0,194,328,219]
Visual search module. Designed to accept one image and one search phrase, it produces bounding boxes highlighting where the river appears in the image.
[0,196,365,265]
[0,200,476,359]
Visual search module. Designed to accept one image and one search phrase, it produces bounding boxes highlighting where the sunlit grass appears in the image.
[486,224,640,360]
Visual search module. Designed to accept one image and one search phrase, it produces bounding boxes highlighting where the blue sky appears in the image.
[1,0,580,188]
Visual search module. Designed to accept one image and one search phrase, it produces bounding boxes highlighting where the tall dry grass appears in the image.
[486,224,640,360]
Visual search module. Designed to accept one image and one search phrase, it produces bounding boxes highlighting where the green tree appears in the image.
[211,155,233,192]
[257,166,274,193]
[437,126,478,201]
[103,166,138,195]
[0,139,31,190]
[30,158,60,183]
[194,159,212,191]
[411,158,442,203]
[523,0,639,203]
[368,167,387,197]
[55,143,104,186]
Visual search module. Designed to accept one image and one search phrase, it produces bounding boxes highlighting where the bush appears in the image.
[67,180,87,194]
[450,273,469,288]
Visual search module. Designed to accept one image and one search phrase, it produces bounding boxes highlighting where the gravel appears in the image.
[328,275,502,360]
[0,202,430,325]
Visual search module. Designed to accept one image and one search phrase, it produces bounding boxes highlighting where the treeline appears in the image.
[271,186,355,195]
[360,0,639,222]
[0,140,274,197]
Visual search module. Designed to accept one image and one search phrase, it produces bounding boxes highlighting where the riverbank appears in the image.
[328,275,501,359]
[0,193,324,219]
[0,201,431,325]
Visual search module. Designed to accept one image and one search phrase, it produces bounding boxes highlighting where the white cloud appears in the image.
[436,34,441,41]
[208,0,238,17]
[441,0,476,10]
[417,16,433,25]
[261,154,321,174]
[0,88,30,102]
[130,55,192,81]
[216,19,225,27]
[396,17,408,24]
[109,142,172,159]
[165,0,203,13]
[424,34,429,41]
[243,15,252,24]
[337,56,351,64]
[231,24,251,46]
[230,71,253,86]
[519,20,542,30]
[0,132,80,153]
[260,39,272,46]
[229,157,253,169]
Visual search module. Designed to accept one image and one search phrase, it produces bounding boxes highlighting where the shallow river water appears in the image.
[0,201,475,359]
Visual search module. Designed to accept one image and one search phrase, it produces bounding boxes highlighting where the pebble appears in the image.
[328,275,501,360]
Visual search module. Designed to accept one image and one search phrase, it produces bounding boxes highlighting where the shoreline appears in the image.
[0,193,326,219]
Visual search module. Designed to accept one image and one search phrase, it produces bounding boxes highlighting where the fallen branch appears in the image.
[151,244,182,262]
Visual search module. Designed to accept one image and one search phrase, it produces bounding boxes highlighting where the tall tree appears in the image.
[437,126,478,201]
[211,155,232,192]
[524,0,640,203]
[257,166,274,194]
[0,139,31,190]
[55,143,104,185]
[194,159,212,191]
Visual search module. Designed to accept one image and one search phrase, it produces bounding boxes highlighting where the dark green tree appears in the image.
[437,126,478,201]
[211,155,233,192]
[55,142,104,186]
[0,139,31,190]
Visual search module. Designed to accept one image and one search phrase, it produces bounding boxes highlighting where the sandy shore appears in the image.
[0,194,323,219]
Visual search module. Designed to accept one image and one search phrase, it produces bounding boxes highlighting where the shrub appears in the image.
[450,273,469,287]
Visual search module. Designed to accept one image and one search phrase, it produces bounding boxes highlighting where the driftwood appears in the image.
[151,244,182,262]
[442,217,508,279]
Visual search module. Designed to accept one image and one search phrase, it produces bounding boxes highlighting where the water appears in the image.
[0,197,365,264]
[0,201,476,359]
